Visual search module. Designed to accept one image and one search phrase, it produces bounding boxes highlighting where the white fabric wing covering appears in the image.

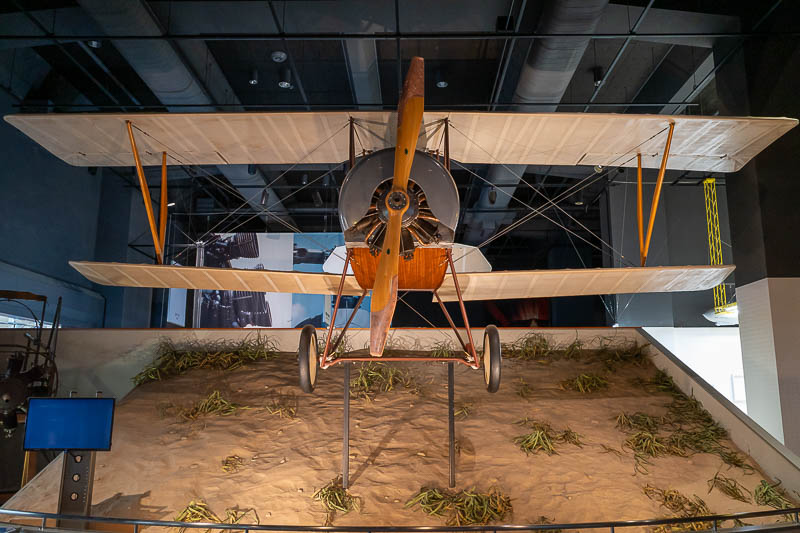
[70,261,733,301]
[6,112,796,172]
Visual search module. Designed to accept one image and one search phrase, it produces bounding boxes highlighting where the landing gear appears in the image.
[298,325,319,393]
[483,325,501,393]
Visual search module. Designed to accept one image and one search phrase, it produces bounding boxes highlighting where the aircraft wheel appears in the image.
[298,325,319,393]
[482,325,502,393]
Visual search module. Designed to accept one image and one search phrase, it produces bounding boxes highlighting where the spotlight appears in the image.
[271,50,288,63]
[592,66,604,88]
[248,68,259,86]
[435,70,448,89]
[278,66,293,89]
[87,40,102,49]
[593,164,604,173]
[488,188,497,205]
[167,202,176,207]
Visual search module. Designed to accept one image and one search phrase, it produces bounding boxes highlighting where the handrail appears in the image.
[1,506,799,532]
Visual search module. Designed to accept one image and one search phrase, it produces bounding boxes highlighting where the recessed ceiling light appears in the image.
[271,50,288,63]
[436,80,448,89]
[167,202,176,207]
[87,40,102,49]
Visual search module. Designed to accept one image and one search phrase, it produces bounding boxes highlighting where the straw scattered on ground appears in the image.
[134,336,279,385]
[405,487,512,526]
[616,370,755,474]
[179,390,246,421]
[173,500,259,533]
[312,476,361,525]
[513,418,583,455]
[431,340,456,358]
[708,471,751,503]
[264,394,298,419]
[754,479,793,510]
[560,373,609,393]
[516,378,533,399]
[455,401,473,420]
[643,485,714,533]
[221,455,245,473]
[349,362,415,401]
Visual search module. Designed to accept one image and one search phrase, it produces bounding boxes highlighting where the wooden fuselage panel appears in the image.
[350,247,449,290]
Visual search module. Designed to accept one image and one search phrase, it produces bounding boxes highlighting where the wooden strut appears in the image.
[637,152,644,266]
[126,120,166,264]
[641,122,675,266]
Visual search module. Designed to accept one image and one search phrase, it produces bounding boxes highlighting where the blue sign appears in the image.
[24,398,115,451]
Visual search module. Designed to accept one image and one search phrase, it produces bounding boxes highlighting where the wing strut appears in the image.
[641,121,675,266]
[126,120,168,264]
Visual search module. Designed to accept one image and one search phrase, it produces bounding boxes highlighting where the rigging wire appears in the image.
[450,124,672,265]
[129,122,349,262]
[448,123,622,259]
[449,160,628,265]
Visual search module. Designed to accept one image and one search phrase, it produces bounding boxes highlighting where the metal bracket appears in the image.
[57,450,97,529]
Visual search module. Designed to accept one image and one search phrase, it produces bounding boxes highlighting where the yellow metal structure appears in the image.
[703,177,727,313]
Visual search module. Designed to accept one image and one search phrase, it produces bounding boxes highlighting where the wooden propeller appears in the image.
[369,57,425,356]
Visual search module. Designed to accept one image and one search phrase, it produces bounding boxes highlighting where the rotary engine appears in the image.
[339,148,459,258]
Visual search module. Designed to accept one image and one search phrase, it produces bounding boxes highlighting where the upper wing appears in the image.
[6,112,795,172]
[72,261,733,302]
[436,265,734,302]
[70,261,363,296]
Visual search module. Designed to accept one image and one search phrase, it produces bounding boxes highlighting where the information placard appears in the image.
[24,398,114,451]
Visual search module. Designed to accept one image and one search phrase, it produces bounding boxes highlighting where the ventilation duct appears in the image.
[76,0,291,227]
[463,0,609,244]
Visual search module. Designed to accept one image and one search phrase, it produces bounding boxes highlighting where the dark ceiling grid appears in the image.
[2,1,796,269]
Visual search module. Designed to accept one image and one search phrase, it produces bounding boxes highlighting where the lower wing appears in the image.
[70,261,732,300]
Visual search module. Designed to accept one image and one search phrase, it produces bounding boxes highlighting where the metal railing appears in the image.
[1,506,799,533]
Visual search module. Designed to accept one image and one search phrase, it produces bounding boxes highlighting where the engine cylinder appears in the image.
[338,148,459,252]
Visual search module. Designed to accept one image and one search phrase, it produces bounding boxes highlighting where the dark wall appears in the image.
[608,166,731,327]
[0,92,152,327]
[720,17,800,284]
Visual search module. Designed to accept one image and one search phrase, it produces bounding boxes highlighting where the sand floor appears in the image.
[3,347,789,529]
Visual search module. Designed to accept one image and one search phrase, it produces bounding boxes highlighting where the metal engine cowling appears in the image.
[339,148,459,257]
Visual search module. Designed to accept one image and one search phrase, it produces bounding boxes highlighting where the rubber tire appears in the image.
[298,325,319,393]
[482,325,502,393]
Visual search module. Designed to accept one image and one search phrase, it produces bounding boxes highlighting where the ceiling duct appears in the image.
[76,0,292,228]
[463,0,609,244]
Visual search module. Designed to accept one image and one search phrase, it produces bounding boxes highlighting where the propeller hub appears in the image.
[385,190,409,212]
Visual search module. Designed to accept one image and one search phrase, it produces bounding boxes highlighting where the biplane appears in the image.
[5,57,797,396]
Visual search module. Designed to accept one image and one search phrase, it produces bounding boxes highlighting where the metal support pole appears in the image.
[126,120,163,264]
[342,362,351,489]
[448,362,456,488]
[641,122,675,266]
[349,117,356,169]
[159,152,167,257]
[637,153,644,266]
[444,119,451,172]
[191,243,205,328]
